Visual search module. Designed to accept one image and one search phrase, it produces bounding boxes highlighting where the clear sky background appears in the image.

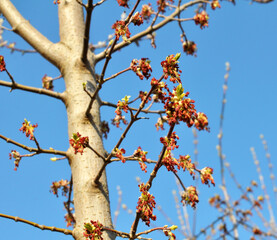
[0,0,277,239]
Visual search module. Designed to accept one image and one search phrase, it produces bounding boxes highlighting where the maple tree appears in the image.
[0,0,276,240]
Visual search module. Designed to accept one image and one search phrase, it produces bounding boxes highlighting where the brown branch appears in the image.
[0,134,67,156]
[65,175,75,227]
[95,0,208,62]
[252,0,273,2]
[101,100,165,114]
[0,213,72,235]
[110,157,157,164]
[0,80,65,100]
[87,144,106,161]
[81,0,93,63]
[103,67,131,83]
[103,227,130,238]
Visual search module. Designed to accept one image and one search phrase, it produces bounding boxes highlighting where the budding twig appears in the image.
[101,100,165,114]
[94,74,165,184]
[0,134,67,156]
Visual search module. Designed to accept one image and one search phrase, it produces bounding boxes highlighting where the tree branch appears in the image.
[81,0,93,63]
[95,0,207,62]
[0,0,67,67]
[252,0,273,2]
[0,80,65,100]
[101,100,165,114]
[0,213,72,235]
[0,134,67,156]
[94,75,165,184]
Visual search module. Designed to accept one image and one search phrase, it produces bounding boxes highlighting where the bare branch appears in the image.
[0,80,65,100]
[95,0,207,62]
[0,213,72,235]
[81,0,93,63]
[0,0,67,67]
[110,157,157,164]
[101,100,165,114]
[0,134,67,156]
[252,0,273,2]
[93,0,107,7]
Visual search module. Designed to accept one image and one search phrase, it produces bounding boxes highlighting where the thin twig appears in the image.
[65,175,75,226]
[0,213,72,235]
[101,101,165,114]
[0,134,67,156]
[103,67,131,82]
[0,80,64,100]
[87,144,106,161]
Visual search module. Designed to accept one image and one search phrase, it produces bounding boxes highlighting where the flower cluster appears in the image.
[116,95,130,114]
[194,112,209,131]
[160,132,179,150]
[117,0,129,8]
[112,21,131,42]
[164,85,195,126]
[42,74,54,90]
[139,91,152,104]
[113,95,130,128]
[137,183,156,226]
[155,116,167,131]
[0,55,6,72]
[182,40,197,56]
[111,114,128,128]
[19,119,38,140]
[164,84,209,131]
[157,0,174,13]
[130,58,152,80]
[133,146,148,172]
[141,4,154,21]
[64,212,75,228]
[83,221,103,240]
[53,0,60,4]
[9,150,21,171]
[181,186,199,209]
[69,132,89,155]
[200,167,215,186]
[132,12,143,26]
[50,179,70,197]
[211,0,221,10]
[194,11,209,29]
[151,78,169,102]
[161,53,182,83]
[160,132,180,172]
[163,225,177,240]
[179,155,195,177]
[114,148,126,163]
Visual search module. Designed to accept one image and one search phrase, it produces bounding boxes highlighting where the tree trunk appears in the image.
[58,1,115,239]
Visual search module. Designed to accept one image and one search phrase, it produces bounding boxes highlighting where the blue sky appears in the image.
[0,0,277,239]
